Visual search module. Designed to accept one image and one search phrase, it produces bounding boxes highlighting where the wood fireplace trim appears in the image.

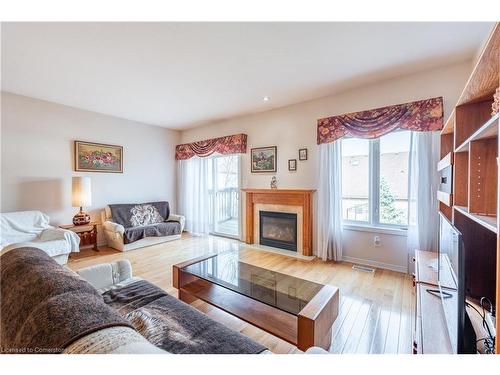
[242,189,316,256]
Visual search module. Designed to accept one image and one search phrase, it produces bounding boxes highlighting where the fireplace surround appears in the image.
[242,189,315,256]
[259,211,298,251]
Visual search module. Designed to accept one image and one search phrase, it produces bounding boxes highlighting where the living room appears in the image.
[1,1,500,372]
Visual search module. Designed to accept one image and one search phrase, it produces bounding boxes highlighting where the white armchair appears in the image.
[101,206,185,252]
[0,210,80,264]
[76,259,141,293]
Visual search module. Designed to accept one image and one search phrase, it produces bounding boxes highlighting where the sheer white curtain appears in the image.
[407,132,440,268]
[317,141,343,261]
[178,156,211,235]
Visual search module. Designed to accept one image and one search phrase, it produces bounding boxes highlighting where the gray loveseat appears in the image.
[101,201,185,252]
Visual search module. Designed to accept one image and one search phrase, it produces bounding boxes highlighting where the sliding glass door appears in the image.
[208,154,240,238]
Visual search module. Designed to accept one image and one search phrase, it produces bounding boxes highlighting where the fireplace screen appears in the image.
[259,211,297,251]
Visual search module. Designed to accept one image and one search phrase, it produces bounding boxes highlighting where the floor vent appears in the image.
[352,264,375,273]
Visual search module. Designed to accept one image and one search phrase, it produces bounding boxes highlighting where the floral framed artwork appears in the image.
[251,146,277,173]
[74,141,123,173]
[288,159,297,171]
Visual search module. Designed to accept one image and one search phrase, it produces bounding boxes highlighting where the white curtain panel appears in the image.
[317,141,343,261]
[407,132,440,267]
[178,156,211,235]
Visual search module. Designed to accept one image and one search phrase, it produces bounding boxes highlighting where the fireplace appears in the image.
[259,211,297,251]
[243,189,315,256]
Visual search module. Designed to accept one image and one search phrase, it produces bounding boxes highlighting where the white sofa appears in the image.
[101,206,185,252]
[0,210,80,264]
[75,260,328,354]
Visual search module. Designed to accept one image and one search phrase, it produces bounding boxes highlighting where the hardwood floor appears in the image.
[67,234,414,354]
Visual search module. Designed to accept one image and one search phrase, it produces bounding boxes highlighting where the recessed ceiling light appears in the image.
[263,96,270,102]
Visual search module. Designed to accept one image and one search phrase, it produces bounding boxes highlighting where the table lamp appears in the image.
[72,176,92,225]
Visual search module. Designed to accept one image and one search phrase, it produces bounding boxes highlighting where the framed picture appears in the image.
[299,148,308,161]
[288,159,297,171]
[74,141,123,173]
[251,146,277,173]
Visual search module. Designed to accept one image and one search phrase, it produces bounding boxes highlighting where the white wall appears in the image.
[180,61,473,272]
[1,92,180,244]
[0,61,473,270]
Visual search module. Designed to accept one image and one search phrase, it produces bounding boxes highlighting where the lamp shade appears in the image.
[72,177,92,207]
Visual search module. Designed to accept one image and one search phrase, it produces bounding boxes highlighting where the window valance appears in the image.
[175,133,247,160]
[316,97,443,144]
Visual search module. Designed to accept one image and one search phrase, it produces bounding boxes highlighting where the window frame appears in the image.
[207,153,241,240]
[341,132,412,230]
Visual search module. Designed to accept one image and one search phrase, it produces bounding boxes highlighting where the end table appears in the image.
[59,222,98,251]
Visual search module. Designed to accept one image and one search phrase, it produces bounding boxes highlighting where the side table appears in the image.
[59,222,98,251]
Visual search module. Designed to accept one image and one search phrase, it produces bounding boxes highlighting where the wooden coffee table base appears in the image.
[173,255,339,351]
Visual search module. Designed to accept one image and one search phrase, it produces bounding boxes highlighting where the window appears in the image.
[341,138,369,222]
[341,131,411,228]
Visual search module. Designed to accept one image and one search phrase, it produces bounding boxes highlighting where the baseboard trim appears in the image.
[342,255,407,273]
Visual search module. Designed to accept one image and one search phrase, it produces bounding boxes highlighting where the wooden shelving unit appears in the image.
[454,205,497,234]
[437,23,500,353]
[455,113,499,153]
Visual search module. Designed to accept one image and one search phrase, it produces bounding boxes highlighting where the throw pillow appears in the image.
[130,204,164,227]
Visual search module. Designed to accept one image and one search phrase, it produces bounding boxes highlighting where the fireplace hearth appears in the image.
[259,211,297,251]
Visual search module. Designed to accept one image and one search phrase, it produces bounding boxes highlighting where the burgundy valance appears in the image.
[175,133,247,160]
[317,97,443,144]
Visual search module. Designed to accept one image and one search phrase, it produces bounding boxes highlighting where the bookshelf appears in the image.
[437,23,500,353]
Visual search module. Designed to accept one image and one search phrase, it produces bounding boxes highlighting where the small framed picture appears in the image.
[299,148,308,161]
[288,159,297,171]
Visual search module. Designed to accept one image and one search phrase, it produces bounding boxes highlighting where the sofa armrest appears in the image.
[39,227,72,241]
[167,214,185,232]
[39,227,80,252]
[102,220,125,235]
[77,259,135,291]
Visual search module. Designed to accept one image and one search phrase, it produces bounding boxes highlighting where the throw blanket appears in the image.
[0,210,50,245]
[103,280,267,354]
[0,247,132,354]
[123,221,181,244]
[109,201,170,228]
[0,210,80,253]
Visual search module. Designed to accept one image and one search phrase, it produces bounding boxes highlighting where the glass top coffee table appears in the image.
[173,251,339,351]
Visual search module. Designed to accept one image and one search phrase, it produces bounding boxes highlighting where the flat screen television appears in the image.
[437,213,476,353]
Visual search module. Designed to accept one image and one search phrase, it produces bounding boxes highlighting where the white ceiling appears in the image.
[1,22,494,130]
